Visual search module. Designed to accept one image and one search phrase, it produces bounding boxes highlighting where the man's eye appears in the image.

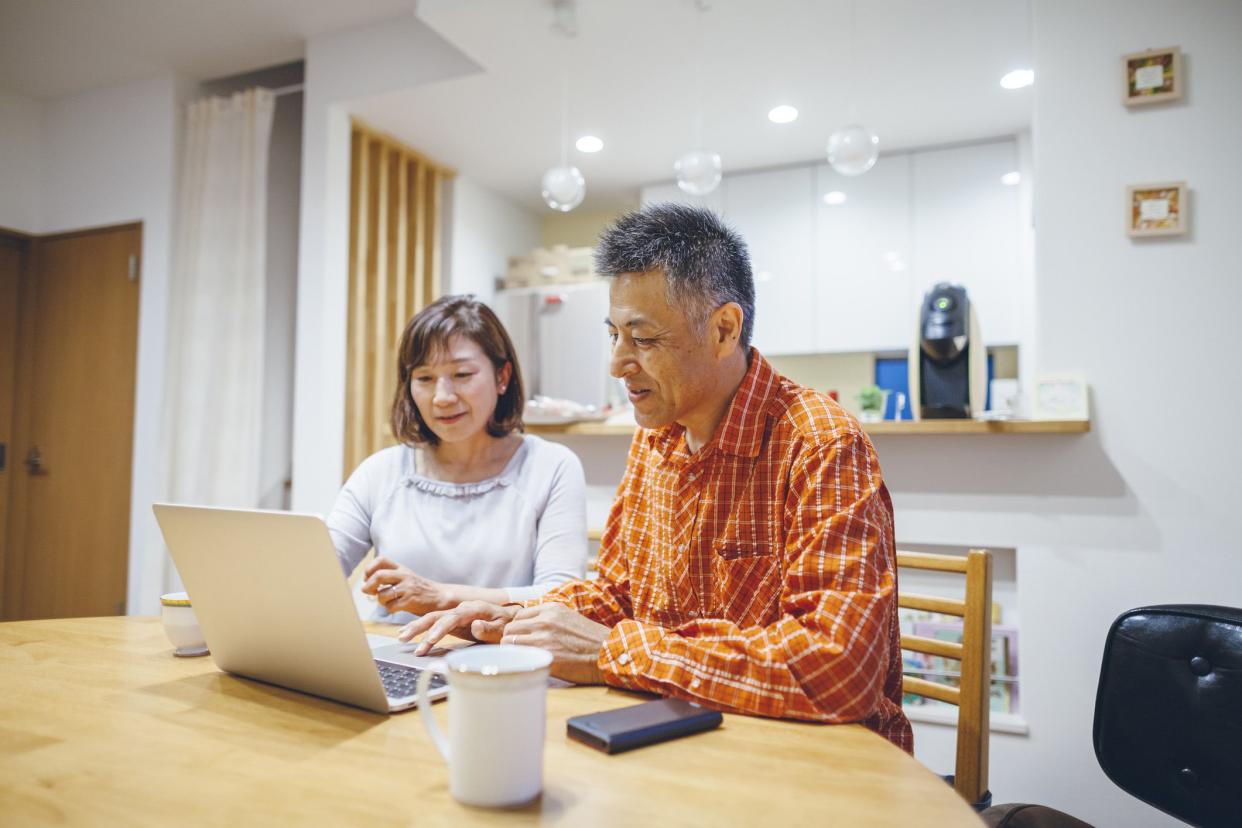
[607,332,618,343]
[633,337,655,347]
[455,372,474,379]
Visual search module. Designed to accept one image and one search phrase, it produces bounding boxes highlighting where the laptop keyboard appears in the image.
[377,660,446,699]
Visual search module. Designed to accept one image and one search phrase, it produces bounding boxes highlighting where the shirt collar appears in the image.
[645,348,777,462]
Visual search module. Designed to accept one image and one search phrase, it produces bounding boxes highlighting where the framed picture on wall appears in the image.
[1122,46,1183,106]
[1033,373,1090,421]
[1127,182,1188,238]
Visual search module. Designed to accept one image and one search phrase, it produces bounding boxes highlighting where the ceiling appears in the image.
[0,0,418,100]
[0,0,1033,213]
[358,0,1034,210]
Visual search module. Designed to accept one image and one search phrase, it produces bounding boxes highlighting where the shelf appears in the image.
[526,419,1090,437]
[904,704,1029,735]
[863,419,1089,435]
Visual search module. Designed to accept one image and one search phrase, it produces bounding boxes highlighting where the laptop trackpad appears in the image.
[370,639,455,668]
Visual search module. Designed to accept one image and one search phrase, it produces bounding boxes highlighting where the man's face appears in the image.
[606,269,719,431]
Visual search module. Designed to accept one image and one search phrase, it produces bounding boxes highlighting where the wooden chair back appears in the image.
[897,549,994,807]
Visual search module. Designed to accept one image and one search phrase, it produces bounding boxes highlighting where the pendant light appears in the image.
[541,6,585,212]
[826,0,879,176]
[675,0,722,196]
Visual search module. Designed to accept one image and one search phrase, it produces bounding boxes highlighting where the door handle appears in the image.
[25,446,48,475]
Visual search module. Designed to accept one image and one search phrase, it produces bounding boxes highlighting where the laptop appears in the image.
[152,503,450,713]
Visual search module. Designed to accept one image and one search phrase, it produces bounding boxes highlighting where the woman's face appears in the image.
[408,335,511,446]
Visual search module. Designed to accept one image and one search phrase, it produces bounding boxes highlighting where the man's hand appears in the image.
[398,600,520,655]
[362,556,449,616]
[500,603,610,685]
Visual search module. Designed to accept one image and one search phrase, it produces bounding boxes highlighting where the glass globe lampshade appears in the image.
[826,124,879,176]
[541,165,586,212]
[674,148,722,196]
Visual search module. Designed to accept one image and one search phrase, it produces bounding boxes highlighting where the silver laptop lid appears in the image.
[153,503,393,713]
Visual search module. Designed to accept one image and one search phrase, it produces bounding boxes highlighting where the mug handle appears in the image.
[416,659,450,763]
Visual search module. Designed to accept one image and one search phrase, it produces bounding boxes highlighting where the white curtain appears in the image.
[165,89,275,517]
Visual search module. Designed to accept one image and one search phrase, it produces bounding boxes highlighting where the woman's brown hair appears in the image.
[390,295,525,446]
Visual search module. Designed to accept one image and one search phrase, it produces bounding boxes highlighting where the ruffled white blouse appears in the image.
[327,435,588,620]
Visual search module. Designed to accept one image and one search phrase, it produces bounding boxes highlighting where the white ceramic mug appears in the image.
[416,644,553,807]
[159,592,208,656]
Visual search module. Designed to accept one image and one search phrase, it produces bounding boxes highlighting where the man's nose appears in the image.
[609,340,636,379]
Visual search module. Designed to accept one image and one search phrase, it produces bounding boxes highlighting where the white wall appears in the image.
[0,90,43,232]
[446,176,541,302]
[888,1,1242,824]
[35,75,196,614]
[291,15,479,514]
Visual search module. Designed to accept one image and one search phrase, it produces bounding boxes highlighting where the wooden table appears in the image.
[0,618,981,826]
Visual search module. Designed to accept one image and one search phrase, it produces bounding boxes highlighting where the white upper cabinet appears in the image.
[911,140,1023,345]
[814,154,914,353]
[722,166,816,356]
[639,181,726,214]
[635,137,1025,355]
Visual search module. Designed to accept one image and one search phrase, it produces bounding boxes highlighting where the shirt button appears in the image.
[690,678,701,689]
[687,472,697,481]
[618,653,631,666]
[688,609,699,618]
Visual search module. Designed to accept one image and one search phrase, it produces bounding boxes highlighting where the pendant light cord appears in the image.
[848,0,858,122]
[560,70,569,168]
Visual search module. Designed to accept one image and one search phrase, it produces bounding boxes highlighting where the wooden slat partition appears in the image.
[344,121,454,478]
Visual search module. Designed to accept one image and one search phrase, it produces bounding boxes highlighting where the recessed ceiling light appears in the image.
[1001,171,1021,186]
[1000,69,1034,90]
[822,191,847,205]
[575,135,603,153]
[768,105,799,124]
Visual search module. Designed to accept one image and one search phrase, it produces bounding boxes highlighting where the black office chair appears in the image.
[983,604,1242,828]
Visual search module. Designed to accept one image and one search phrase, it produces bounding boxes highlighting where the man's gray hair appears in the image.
[594,203,755,348]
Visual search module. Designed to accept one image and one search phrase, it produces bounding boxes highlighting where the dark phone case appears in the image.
[566,698,723,754]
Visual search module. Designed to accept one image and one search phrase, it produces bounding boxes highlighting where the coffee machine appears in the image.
[908,283,987,419]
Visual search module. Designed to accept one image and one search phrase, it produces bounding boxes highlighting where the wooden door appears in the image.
[3,224,141,620]
[0,232,27,600]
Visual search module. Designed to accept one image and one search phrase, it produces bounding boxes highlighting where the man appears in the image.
[402,203,912,751]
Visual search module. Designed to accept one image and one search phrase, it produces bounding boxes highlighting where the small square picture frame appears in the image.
[1123,46,1182,106]
[1127,182,1188,238]
[1033,373,1090,422]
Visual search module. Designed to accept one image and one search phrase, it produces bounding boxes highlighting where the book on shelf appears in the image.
[900,617,1020,714]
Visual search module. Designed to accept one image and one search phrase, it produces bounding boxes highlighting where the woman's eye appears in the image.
[413,376,433,384]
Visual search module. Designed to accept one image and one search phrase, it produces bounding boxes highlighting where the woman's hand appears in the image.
[361,556,450,616]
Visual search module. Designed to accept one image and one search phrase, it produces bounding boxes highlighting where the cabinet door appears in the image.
[814,155,914,353]
[722,166,816,356]
[911,140,1022,345]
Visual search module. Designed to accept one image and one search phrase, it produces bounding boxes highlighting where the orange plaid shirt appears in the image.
[537,350,913,752]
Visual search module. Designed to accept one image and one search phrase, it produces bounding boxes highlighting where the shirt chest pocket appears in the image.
[710,539,782,625]
[712,540,773,561]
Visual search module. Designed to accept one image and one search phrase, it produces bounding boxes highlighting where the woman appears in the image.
[327,294,587,623]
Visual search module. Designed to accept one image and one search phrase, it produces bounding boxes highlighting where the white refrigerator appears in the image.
[493,282,617,410]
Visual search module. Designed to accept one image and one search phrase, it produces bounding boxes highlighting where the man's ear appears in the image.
[708,302,744,357]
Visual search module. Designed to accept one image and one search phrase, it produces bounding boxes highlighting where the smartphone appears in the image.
[566,698,723,754]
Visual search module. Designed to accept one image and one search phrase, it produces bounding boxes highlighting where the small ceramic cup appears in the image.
[160,592,208,657]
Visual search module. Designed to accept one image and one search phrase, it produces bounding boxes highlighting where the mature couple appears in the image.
[328,203,912,752]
